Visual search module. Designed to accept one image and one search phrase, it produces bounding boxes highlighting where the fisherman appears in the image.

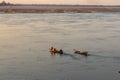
[51,47,56,52]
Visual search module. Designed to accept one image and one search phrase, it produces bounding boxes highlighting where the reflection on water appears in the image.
[0,13,120,80]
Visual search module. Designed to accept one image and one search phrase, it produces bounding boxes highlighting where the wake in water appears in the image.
[50,49,120,62]
[89,54,120,60]
[50,52,80,60]
[63,53,80,60]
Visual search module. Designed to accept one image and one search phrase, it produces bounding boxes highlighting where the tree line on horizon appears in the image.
[0,0,13,6]
[0,0,120,7]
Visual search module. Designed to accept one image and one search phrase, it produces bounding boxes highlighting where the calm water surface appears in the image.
[0,13,120,80]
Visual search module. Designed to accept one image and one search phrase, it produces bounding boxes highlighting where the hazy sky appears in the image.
[1,0,120,5]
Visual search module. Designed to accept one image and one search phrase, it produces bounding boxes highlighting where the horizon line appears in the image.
[1,1,120,6]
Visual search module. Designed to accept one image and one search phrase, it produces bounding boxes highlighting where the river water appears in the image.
[0,13,120,80]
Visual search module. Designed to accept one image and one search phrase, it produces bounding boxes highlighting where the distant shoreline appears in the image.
[0,5,120,13]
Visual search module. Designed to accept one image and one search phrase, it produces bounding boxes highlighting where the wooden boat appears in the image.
[73,49,88,56]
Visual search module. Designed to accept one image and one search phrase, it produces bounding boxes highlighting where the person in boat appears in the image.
[50,47,56,52]
[50,47,64,54]
[50,47,57,55]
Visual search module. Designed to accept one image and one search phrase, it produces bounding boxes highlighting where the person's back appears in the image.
[51,47,55,52]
